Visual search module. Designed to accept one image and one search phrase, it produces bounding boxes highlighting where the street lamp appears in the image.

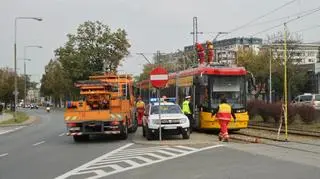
[14,17,42,119]
[23,45,42,107]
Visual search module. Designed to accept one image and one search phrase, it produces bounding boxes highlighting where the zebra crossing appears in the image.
[55,143,223,179]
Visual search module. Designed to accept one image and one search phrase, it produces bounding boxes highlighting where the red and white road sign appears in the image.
[150,67,168,89]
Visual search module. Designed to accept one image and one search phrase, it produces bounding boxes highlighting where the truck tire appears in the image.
[73,135,89,142]
[128,118,138,133]
[182,128,190,139]
[120,124,128,140]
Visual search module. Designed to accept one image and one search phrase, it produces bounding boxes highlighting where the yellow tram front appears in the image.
[192,66,249,130]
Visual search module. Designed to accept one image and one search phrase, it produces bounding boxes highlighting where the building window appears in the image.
[309,59,313,63]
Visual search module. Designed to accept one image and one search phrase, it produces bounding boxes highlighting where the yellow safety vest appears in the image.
[216,103,232,120]
[182,100,191,114]
[136,101,145,108]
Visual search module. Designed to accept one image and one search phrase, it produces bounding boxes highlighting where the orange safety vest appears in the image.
[216,103,232,121]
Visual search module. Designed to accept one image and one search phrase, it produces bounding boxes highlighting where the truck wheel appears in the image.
[73,135,89,142]
[128,118,138,133]
[182,128,190,139]
[120,124,128,140]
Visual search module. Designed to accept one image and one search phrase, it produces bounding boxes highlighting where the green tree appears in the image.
[0,68,27,107]
[40,60,72,107]
[268,31,307,100]
[55,21,130,84]
[236,31,308,101]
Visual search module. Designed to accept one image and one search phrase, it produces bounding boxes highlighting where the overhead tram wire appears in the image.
[245,7,320,28]
[251,5,320,36]
[264,24,320,42]
[220,0,298,38]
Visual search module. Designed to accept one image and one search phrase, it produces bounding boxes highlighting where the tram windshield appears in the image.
[209,76,246,109]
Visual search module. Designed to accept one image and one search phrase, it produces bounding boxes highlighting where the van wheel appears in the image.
[182,128,190,139]
[146,127,153,140]
[142,126,146,137]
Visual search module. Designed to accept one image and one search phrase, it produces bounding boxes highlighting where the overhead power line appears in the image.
[251,6,320,36]
[265,24,320,41]
[245,7,320,28]
[222,0,297,37]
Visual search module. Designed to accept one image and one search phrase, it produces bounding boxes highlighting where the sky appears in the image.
[1,0,320,82]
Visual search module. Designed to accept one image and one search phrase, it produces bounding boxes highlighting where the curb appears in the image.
[0,116,40,127]
[230,136,262,143]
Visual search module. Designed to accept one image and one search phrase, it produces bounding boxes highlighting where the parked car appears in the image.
[142,102,190,140]
[30,104,39,109]
[292,93,320,110]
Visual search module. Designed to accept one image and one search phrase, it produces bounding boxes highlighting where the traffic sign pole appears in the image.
[150,66,168,142]
[158,89,162,141]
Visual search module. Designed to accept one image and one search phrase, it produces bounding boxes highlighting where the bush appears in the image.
[247,100,297,124]
[296,105,316,124]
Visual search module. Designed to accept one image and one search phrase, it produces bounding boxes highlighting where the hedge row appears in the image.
[247,100,317,124]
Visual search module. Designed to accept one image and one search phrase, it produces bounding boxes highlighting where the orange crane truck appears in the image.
[64,73,138,142]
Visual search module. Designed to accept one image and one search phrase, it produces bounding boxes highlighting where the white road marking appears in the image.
[0,126,25,135]
[0,153,8,158]
[55,143,134,179]
[33,141,45,146]
[55,144,223,179]
[58,133,65,137]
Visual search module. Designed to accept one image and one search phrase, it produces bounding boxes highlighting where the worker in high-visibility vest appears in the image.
[182,96,193,132]
[211,96,236,142]
[136,96,145,126]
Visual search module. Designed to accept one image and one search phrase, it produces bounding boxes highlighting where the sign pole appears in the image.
[158,88,162,141]
[149,66,168,141]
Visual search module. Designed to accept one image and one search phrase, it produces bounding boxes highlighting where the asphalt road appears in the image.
[0,109,132,179]
[1,109,320,179]
[109,146,320,179]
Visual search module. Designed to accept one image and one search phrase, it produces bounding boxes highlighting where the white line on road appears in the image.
[0,153,8,158]
[59,133,65,137]
[33,141,45,146]
[0,126,25,135]
[55,144,223,179]
[55,143,134,179]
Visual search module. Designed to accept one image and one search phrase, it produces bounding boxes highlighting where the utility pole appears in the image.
[190,17,203,47]
[269,44,272,104]
[157,50,160,64]
[283,23,288,141]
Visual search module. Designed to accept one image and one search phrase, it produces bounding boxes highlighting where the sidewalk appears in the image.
[0,113,13,123]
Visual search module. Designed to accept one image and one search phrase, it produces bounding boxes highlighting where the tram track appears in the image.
[248,124,320,137]
[229,128,320,155]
